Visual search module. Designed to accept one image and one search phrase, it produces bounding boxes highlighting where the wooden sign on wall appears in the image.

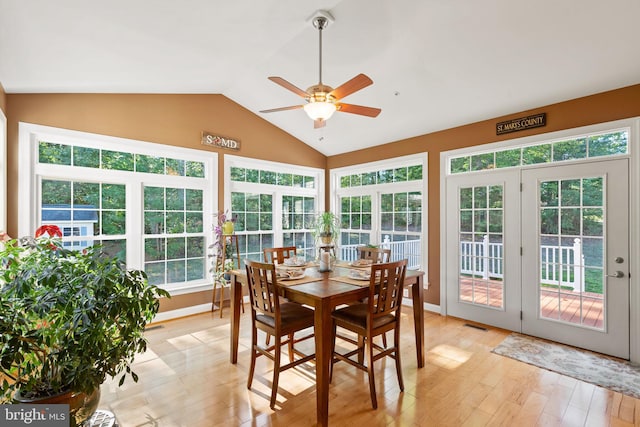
[201,131,241,150]
[496,113,546,135]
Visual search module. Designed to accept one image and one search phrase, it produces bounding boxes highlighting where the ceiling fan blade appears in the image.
[267,77,309,98]
[259,105,304,113]
[336,103,381,117]
[314,119,326,129]
[329,74,373,100]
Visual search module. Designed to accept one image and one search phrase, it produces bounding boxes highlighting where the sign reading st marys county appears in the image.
[496,113,546,135]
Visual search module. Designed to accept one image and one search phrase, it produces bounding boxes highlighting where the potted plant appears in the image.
[312,211,340,245]
[210,210,238,278]
[0,225,170,426]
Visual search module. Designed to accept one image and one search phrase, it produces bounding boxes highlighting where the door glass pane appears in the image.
[538,177,604,329]
[458,184,504,309]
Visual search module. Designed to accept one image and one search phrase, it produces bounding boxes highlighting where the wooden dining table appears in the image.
[228,262,425,427]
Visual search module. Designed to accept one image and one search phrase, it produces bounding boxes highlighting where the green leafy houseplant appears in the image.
[312,212,339,244]
[0,226,170,408]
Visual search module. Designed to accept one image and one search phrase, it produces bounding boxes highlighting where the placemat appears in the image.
[276,275,322,286]
[331,275,372,287]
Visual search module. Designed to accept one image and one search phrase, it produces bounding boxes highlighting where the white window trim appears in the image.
[330,152,428,273]
[440,117,640,363]
[18,122,218,296]
[443,118,633,177]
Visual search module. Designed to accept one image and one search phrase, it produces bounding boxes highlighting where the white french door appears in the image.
[521,159,629,358]
[445,159,630,358]
[445,170,521,331]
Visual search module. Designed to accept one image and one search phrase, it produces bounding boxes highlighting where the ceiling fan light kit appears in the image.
[260,10,381,129]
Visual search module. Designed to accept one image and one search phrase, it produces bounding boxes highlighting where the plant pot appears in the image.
[320,235,333,244]
[222,221,235,235]
[14,387,101,427]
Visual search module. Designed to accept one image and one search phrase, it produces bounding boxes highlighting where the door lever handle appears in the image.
[607,271,624,278]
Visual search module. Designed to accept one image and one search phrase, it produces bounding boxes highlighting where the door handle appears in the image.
[607,271,624,278]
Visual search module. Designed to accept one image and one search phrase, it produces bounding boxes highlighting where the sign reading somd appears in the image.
[201,131,240,150]
[496,113,546,135]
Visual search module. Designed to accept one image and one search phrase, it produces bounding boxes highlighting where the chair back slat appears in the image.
[357,246,391,263]
[263,246,297,264]
[368,259,407,318]
[245,260,280,317]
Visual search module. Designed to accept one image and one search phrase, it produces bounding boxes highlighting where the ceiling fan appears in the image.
[260,11,381,129]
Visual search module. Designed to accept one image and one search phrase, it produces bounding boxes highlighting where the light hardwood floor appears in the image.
[99,307,640,426]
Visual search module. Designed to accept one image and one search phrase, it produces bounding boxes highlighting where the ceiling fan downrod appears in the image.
[313,16,329,86]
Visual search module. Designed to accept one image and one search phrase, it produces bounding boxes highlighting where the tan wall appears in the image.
[5,85,640,311]
[5,93,326,312]
[328,83,640,306]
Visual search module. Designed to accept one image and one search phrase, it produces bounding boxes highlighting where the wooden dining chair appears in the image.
[356,246,391,263]
[262,245,297,345]
[329,259,408,409]
[245,260,316,409]
[355,245,393,346]
[263,246,297,264]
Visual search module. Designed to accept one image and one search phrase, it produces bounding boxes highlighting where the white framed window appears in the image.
[330,153,428,270]
[18,123,217,295]
[224,155,324,261]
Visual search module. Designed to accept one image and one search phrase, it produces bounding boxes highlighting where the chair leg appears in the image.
[394,326,404,391]
[270,334,282,409]
[382,333,387,348]
[329,323,337,383]
[357,335,365,364]
[247,323,257,389]
[288,332,294,363]
[366,336,378,409]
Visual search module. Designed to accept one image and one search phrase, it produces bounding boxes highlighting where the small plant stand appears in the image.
[212,234,243,317]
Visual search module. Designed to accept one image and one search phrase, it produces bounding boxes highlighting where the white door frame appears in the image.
[440,117,640,362]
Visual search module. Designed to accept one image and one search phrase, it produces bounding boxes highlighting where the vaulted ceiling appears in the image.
[1,0,639,156]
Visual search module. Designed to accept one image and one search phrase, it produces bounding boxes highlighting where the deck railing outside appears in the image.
[339,236,422,270]
[459,235,585,291]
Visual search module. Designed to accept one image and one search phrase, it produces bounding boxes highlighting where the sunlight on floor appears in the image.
[427,344,472,369]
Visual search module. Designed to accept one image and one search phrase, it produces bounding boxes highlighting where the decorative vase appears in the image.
[222,221,235,235]
[14,387,101,427]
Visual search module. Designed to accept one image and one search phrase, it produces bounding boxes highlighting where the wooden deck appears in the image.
[459,278,604,328]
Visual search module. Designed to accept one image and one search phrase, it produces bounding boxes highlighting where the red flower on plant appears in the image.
[35,225,63,238]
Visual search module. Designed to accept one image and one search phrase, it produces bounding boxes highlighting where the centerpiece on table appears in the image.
[0,225,170,426]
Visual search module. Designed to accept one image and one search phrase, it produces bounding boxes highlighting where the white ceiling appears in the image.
[1,0,639,156]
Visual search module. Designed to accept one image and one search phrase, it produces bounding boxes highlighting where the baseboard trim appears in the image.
[424,302,441,314]
[153,303,212,323]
